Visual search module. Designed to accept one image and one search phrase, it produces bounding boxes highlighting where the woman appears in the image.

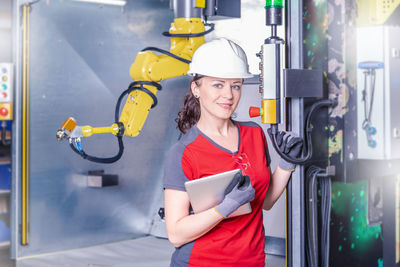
[163,38,302,266]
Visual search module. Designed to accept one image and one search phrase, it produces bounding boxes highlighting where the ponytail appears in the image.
[176,75,202,134]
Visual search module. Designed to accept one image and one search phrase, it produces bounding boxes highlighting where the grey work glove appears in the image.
[274,130,304,171]
[215,172,255,218]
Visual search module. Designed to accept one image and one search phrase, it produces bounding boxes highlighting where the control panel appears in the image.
[0,63,13,120]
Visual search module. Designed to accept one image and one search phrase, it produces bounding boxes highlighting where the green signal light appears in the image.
[265,0,283,8]
[2,84,6,90]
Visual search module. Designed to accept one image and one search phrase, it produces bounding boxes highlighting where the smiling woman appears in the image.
[193,77,242,120]
[163,38,268,266]
[163,38,301,267]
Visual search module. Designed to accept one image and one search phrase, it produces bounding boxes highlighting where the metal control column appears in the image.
[249,0,284,125]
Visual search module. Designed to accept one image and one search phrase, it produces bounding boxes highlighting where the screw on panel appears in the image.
[394,128,400,139]
[392,48,400,58]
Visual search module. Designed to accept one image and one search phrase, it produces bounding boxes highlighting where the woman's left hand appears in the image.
[275,131,303,171]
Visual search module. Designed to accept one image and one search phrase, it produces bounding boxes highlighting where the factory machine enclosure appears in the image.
[7,0,400,265]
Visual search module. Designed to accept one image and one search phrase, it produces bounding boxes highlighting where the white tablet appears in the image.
[184,169,252,218]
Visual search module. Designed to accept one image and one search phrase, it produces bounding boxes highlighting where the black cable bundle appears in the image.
[267,99,337,165]
[306,166,319,267]
[320,173,331,267]
[162,23,215,38]
[69,136,124,164]
[140,47,191,64]
[306,166,332,267]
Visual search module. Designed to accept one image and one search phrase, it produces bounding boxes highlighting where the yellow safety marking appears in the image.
[261,99,277,124]
[195,0,206,8]
[21,4,30,245]
[22,4,27,246]
[27,6,30,245]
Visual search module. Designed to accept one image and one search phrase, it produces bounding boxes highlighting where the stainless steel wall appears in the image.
[12,0,189,258]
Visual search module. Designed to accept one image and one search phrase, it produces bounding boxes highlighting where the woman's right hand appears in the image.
[164,173,254,247]
[215,173,255,218]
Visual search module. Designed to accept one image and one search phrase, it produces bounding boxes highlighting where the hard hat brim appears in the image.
[187,71,253,79]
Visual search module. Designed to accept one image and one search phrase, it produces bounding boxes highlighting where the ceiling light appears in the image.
[71,0,127,6]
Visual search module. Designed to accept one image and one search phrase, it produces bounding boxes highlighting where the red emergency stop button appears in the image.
[249,107,261,118]
[0,107,8,116]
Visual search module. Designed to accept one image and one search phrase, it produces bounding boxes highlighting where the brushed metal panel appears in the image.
[387,26,400,159]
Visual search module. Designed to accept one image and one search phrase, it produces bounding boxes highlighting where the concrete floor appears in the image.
[0,246,15,267]
[0,236,285,267]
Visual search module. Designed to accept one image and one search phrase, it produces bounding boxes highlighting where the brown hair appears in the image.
[175,75,203,134]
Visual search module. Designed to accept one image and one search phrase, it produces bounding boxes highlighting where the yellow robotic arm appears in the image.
[121,18,205,137]
[57,18,206,140]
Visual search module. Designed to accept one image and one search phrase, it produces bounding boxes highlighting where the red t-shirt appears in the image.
[163,121,271,267]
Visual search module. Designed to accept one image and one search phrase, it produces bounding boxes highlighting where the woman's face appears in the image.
[191,76,243,121]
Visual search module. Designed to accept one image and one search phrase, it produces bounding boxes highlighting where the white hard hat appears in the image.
[187,38,253,79]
